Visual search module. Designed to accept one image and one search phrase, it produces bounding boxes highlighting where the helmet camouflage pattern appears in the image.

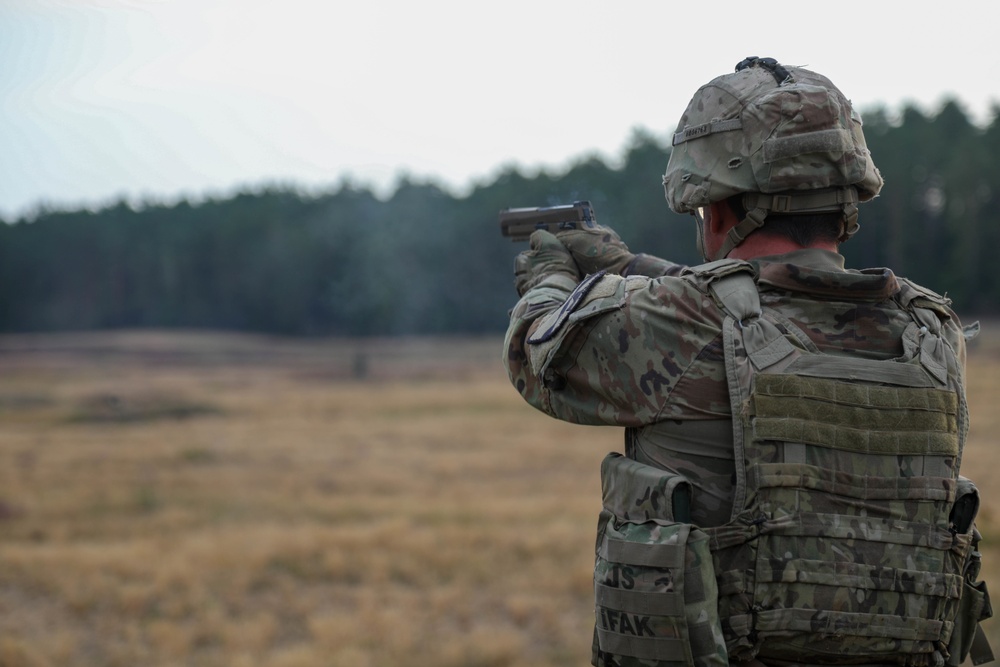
[663,57,883,244]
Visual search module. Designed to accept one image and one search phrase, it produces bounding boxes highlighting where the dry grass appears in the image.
[0,327,997,666]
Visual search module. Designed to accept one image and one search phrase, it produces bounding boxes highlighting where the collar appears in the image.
[751,248,899,301]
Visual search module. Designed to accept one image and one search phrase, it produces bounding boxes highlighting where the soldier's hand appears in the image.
[557,224,636,276]
[514,230,581,296]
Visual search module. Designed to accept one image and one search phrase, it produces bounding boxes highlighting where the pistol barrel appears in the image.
[498,201,596,241]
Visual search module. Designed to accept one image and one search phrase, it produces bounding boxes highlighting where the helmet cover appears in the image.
[663,57,883,216]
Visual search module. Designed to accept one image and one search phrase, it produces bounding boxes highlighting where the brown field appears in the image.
[0,328,997,666]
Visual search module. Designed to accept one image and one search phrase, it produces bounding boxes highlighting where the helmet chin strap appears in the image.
[708,187,862,261]
[712,208,767,261]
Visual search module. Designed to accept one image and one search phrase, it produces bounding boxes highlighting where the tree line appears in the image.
[2,100,998,337]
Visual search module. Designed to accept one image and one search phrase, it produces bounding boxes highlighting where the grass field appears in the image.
[0,328,997,666]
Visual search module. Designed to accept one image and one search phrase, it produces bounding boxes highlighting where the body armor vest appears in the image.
[593,261,991,667]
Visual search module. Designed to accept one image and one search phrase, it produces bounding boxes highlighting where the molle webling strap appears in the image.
[707,269,799,516]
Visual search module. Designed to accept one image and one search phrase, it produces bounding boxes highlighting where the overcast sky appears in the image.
[2,0,999,219]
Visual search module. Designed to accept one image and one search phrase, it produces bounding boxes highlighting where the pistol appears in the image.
[498,200,596,241]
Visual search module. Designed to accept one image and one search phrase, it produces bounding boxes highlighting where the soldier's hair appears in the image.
[726,195,845,247]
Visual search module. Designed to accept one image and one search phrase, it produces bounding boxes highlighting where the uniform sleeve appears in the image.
[503,271,726,427]
[624,253,688,278]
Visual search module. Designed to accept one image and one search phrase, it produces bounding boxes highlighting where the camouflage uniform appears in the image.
[504,247,968,528]
[503,57,991,667]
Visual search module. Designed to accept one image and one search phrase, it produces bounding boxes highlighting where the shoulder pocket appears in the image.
[527,273,643,377]
[528,271,615,345]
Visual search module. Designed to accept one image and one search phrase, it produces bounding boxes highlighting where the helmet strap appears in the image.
[711,187,862,259]
[713,208,767,261]
[840,203,860,242]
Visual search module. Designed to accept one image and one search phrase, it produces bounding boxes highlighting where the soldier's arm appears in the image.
[622,253,687,278]
[554,223,687,278]
[504,271,724,426]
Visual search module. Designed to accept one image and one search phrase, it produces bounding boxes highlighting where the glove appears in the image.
[556,224,635,276]
[514,230,581,296]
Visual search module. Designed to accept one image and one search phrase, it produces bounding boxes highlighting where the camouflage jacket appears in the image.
[504,247,968,527]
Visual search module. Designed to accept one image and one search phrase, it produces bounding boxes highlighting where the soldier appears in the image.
[504,57,991,667]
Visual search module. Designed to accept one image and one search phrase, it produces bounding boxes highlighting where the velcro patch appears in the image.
[528,270,607,345]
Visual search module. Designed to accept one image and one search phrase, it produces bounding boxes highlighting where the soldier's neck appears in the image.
[728,235,839,260]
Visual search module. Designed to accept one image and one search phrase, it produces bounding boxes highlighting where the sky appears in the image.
[2,0,999,220]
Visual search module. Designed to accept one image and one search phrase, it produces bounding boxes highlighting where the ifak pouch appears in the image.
[592,453,728,667]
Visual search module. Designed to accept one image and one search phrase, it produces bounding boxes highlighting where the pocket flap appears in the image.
[601,452,692,523]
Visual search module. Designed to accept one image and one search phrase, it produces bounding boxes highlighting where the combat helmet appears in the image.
[663,57,883,260]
